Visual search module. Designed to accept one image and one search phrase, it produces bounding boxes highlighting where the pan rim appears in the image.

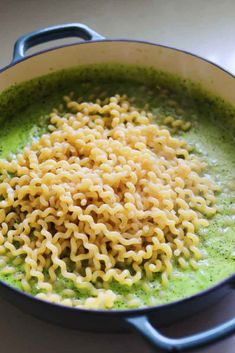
[0,38,234,80]
[0,272,234,316]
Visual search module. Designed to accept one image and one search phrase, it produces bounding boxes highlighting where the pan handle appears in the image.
[12,23,105,63]
[126,315,235,352]
[126,286,235,352]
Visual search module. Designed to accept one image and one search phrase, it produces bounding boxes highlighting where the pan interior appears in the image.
[0,64,234,309]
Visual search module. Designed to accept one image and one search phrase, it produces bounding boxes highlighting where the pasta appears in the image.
[0,93,218,309]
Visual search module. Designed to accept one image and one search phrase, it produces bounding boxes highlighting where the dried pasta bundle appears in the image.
[0,94,217,308]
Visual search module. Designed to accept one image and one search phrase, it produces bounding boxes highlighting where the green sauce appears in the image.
[0,64,234,308]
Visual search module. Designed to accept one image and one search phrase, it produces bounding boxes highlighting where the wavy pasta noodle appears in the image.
[0,94,218,309]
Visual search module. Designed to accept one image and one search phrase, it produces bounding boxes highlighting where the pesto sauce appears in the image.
[0,64,234,308]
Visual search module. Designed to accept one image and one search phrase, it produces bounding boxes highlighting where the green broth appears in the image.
[0,64,234,308]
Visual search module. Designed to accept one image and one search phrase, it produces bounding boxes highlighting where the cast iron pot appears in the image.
[0,23,235,352]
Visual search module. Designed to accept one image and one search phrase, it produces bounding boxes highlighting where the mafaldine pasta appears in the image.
[0,94,218,309]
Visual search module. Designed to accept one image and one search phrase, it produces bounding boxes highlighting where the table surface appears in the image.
[0,1,234,352]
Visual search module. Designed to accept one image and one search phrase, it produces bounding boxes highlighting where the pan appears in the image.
[0,23,234,352]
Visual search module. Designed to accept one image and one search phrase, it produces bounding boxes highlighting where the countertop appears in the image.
[0,1,234,352]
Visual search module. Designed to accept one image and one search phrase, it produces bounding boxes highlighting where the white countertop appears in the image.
[0,1,234,352]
